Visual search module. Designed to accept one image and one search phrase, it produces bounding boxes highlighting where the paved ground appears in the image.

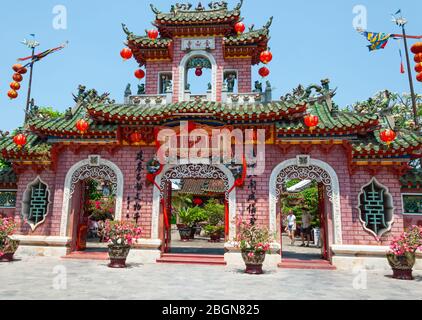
[0,256,421,300]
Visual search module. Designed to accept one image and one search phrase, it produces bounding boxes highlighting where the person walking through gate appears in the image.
[286,210,296,245]
[301,210,312,247]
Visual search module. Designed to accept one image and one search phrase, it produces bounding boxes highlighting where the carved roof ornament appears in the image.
[150,3,162,14]
[121,23,133,37]
[196,2,206,11]
[72,85,115,105]
[264,16,274,30]
[173,3,193,12]
[234,0,244,11]
[208,1,228,10]
[280,79,337,106]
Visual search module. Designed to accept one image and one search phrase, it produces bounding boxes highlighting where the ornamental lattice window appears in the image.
[22,178,51,231]
[358,178,394,238]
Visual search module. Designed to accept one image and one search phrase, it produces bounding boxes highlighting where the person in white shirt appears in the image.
[300,211,312,247]
[285,210,296,245]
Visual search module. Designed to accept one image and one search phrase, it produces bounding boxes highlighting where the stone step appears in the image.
[157,254,227,266]
[278,259,336,270]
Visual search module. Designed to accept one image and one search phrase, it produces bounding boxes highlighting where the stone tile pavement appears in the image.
[0,256,421,300]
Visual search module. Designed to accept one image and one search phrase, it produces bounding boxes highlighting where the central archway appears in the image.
[269,157,343,245]
[152,164,237,240]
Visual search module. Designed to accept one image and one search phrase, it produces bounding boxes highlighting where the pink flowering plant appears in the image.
[102,220,142,247]
[389,225,422,256]
[236,221,273,257]
[0,217,18,256]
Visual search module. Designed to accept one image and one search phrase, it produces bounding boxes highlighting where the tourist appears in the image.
[301,211,312,247]
[286,211,296,245]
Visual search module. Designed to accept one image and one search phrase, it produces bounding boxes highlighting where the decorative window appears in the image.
[159,72,173,94]
[22,177,51,231]
[402,194,422,215]
[0,190,17,208]
[358,178,394,238]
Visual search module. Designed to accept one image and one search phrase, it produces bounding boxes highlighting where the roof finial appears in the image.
[150,4,161,14]
[264,16,273,30]
[234,0,244,11]
[121,23,132,36]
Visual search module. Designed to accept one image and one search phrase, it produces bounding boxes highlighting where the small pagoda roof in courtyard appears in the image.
[175,178,226,196]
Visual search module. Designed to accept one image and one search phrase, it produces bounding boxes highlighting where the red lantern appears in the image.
[76,119,89,134]
[304,114,319,131]
[10,82,21,91]
[380,129,397,146]
[12,73,23,82]
[187,121,197,133]
[7,90,18,99]
[18,67,27,75]
[130,131,142,143]
[120,48,133,61]
[260,50,273,64]
[415,63,422,73]
[13,133,27,149]
[410,42,422,54]
[147,29,159,40]
[234,22,245,35]
[258,66,270,78]
[12,64,23,72]
[417,72,422,82]
[195,67,203,77]
[414,53,422,63]
[193,198,203,206]
[134,69,145,80]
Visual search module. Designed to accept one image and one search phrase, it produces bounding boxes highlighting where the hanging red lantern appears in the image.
[147,29,159,40]
[76,119,89,134]
[7,90,18,100]
[134,69,145,80]
[10,82,21,91]
[234,22,245,35]
[380,129,397,146]
[193,198,203,206]
[195,67,203,77]
[12,64,23,72]
[258,66,270,78]
[18,67,27,75]
[12,73,23,82]
[130,131,142,143]
[13,133,27,149]
[260,50,273,64]
[410,42,422,54]
[120,48,133,61]
[416,72,422,82]
[414,53,422,63]
[304,114,319,132]
[415,63,422,73]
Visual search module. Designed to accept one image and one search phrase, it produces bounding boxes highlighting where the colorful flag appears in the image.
[18,41,68,64]
[361,32,391,51]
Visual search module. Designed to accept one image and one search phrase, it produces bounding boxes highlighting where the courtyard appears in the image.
[0,257,421,300]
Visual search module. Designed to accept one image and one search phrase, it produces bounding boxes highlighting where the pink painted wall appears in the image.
[145,37,252,100]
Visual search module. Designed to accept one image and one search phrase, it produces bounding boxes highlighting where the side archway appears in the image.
[178,50,218,101]
[59,155,124,237]
[269,158,343,245]
[152,164,237,240]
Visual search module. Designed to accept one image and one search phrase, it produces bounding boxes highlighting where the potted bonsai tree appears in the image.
[102,220,142,268]
[0,216,20,262]
[387,225,422,280]
[203,200,225,242]
[236,222,272,275]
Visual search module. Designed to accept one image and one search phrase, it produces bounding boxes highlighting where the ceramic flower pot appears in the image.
[387,252,416,280]
[108,244,131,268]
[0,239,20,263]
[177,225,192,242]
[241,251,266,275]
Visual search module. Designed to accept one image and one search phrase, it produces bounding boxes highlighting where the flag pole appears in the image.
[394,15,419,128]
[22,36,40,125]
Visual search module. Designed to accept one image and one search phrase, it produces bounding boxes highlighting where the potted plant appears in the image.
[0,217,20,262]
[177,207,194,241]
[387,225,422,280]
[188,206,208,239]
[102,220,142,268]
[203,199,225,242]
[235,222,272,275]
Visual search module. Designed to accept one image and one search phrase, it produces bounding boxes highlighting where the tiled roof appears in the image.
[0,133,51,160]
[178,179,226,195]
[87,100,306,124]
[155,7,241,25]
[0,168,17,187]
[224,28,269,45]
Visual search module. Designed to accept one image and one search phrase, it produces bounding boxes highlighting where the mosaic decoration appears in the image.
[0,191,17,208]
[358,178,394,238]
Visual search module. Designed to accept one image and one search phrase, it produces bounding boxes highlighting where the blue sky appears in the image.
[0,0,421,132]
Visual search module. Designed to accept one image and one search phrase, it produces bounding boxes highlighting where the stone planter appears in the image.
[387,252,416,281]
[108,244,131,268]
[177,225,192,242]
[241,251,266,275]
[0,239,20,263]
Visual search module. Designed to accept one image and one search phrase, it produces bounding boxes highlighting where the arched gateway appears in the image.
[59,156,124,237]
[269,157,343,245]
[151,164,236,240]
